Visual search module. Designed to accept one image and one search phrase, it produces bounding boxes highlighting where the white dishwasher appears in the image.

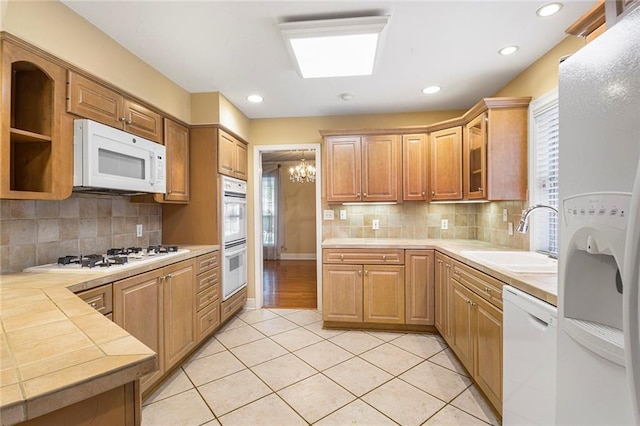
[503,285,557,425]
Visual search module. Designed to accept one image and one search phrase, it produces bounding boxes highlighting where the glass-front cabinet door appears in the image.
[464,113,487,199]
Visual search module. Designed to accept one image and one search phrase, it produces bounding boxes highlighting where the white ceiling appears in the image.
[62,1,596,119]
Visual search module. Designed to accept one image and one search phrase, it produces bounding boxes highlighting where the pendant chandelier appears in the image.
[289,155,316,183]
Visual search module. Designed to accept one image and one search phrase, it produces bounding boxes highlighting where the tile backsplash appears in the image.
[322,200,530,251]
[0,194,161,273]
[322,203,477,240]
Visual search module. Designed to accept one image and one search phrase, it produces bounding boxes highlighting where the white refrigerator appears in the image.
[557,7,640,425]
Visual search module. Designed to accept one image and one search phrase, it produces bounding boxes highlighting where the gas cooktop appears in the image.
[24,246,189,274]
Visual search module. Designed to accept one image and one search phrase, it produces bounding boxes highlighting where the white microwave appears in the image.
[73,119,166,194]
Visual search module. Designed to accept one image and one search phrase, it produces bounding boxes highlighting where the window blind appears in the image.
[532,96,559,255]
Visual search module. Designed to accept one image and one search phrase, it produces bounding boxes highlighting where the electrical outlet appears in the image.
[372,219,380,230]
[508,222,514,236]
[136,224,143,237]
[323,210,335,220]
[503,209,508,222]
[340,210,347,220]
[441,219,448,230]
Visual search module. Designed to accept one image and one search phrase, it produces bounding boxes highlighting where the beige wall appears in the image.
[493,36,584,98]
[281,166,316,255]
[191,92,251,141]
[2,0,191,123]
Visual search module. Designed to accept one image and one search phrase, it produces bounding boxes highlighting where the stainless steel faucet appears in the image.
[516,204,559,233]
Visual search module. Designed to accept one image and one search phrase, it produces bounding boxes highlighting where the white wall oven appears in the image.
[221,176,247,300]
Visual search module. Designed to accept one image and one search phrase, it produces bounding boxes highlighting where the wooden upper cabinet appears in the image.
[160,118,189,203]
[362,135,400,202]
[565,0,606,43]
[234,140,248,180]
[463,113,487,200]
[403,134,428,201]
[1,37,72,200]
[325,136,362,203]
[67,71,163,143]
[481,101,528,201]
[429,126,462,201]
[325,134,399,203]
[218,129,248,180]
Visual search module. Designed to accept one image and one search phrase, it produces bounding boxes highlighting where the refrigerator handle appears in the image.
[623,156,640,425]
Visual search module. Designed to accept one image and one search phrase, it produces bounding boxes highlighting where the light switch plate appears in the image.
[340,210,347,220]
[372,219,380,230]
[508,222,514,236]
[136,224,143,237]
[323,210,335,220]
[441,219,448,230]
[503,209,508,222]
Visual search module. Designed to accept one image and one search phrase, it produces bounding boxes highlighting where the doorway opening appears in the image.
[253,144,322,311]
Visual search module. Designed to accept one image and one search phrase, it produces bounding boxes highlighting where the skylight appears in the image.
[279,16,389,79]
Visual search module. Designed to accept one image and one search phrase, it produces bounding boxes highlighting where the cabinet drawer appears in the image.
[196,252,218,274]
[76,284,113,315]
[197,301,220,343]
[196,283,219,311]
[221,286,247,323]
[452,262,503,309]
[323,249,404,265]
[196,267,219,293]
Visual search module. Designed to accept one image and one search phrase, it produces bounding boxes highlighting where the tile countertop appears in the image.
[0,245,219,425]
[322,238,558,307]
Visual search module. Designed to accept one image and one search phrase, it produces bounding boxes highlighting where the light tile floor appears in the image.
[142,309,500,426]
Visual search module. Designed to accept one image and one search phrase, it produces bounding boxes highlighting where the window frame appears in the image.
[528,88,559,255]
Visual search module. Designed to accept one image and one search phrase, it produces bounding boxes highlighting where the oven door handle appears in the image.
[224,246,246,257]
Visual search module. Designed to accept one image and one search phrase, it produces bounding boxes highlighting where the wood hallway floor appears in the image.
[263,260,317,309]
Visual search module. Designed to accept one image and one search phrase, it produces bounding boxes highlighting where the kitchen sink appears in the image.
[460,250,558,273]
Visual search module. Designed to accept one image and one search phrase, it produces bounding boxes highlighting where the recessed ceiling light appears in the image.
[340,93,354,101]
[279,16,389,79]
[247,94,263,103]
[537,2,563,17]
[498,45,519,56]
[422,86,441,94]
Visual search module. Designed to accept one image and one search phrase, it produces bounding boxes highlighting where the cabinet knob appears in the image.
[365,270,368,275]
[363,193,367,197]
[431,191,435,196]
[90,302,98,308]
[422,192,426,197]
[356,192,361,197]
[382,255,386,261]
[127,119,133,125]
[340,254,344,261]
[437,260,442,264]
[358,270,362,276]
[166,274,173,279]
[119,117,126,122]
[478,187,484,191]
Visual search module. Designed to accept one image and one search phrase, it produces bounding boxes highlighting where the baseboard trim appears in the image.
[244,298,256,310]
[279,253,317,260]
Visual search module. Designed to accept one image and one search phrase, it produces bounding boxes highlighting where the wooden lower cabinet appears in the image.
[163,259,196,369]
[20,381,139,426]
[405,250,435,325]
[113,269,164,393]
[322,264,363,322]
[221,286,247,323]
[450,280,475,373]
[434,252,452,338]
[364,265,405,324]
[445,256,504,416]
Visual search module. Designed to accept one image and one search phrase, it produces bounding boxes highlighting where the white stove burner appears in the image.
[24,249,190,274]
